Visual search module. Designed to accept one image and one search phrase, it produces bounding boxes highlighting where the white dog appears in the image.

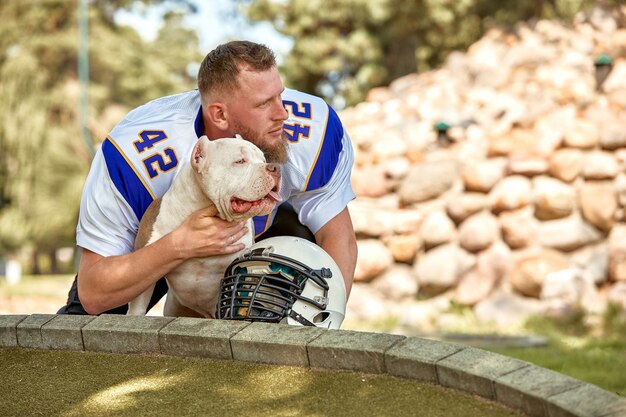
[128,135,281,317]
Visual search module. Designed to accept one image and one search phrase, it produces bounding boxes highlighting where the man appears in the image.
[59,40,357,315]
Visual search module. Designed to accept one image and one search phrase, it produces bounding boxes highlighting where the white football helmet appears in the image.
[216,236,346,329]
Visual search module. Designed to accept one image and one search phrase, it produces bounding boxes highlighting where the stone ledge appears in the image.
[436,346,530,400]
[495,364,586,417]
[17,314,56,349]
[307,329,405,374]
[230,321,324,366]
[385,336,466,383]
[160,317,250,360]
[0,314,28,347]
[82,314,175,354]
[1,314,623,417]
[41,314,96,351]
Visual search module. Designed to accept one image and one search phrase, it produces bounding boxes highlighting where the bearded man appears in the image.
[58,40,357,316]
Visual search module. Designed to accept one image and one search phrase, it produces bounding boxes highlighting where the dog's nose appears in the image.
[266,163,281,175]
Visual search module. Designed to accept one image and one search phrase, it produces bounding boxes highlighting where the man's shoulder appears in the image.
[115,90,201,131]
[282,88,329,114]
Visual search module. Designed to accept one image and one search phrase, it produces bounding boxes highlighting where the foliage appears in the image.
[0,0,201,260]
[239,0,626,107]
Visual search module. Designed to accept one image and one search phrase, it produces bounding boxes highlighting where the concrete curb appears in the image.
[0,314,624,417]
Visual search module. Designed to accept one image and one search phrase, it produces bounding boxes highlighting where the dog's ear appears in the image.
[192,136,211,173]
[235,134,243,140]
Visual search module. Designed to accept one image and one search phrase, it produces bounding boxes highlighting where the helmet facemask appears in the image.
[216,237,346,329]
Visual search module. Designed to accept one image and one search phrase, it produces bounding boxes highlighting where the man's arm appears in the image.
[314,207,357,299]
[78,206,249,314]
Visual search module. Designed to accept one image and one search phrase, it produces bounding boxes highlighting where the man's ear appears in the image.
[191,136,212,173]
[205,102,230,130]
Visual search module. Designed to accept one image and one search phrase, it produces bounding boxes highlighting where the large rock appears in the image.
[614,173,626,207]
[461,158,506,192]
[506,154,549,177]
[446,192,488,223]
[382,233,422,264]
[563,119,600,149]
[533,176,576,220]
[540,268,602,317]
[349,198,422,237]
[569,245,610,285]
[398,159,459,204]
[414,243,473,297]
[454,243,510,306]
[499,208,539,249]
[599,121,626,150]
[474,291,544,328]
[419,210,456,249]
[345,284,389,322]
[608,225,626,282]
[458,211,500,253]
[351,165,390,198]
[370,128,408,163]
[548,148,583,182]
[488,175,533,213]
[371,264,419,300]
[539,215,603,252]
[381,156,411,181]
[353,239,394,282]
[582,151,620,180]
[607,282,626,310]
[509,249,570,298]
[579,181,617,232]
[533,106,575,156]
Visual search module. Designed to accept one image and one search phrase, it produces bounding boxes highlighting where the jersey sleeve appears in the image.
[75,142,151,257]
[289,107,356,234]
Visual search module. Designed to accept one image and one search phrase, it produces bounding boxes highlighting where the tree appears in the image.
[239,0,625,107]
[0,0,201,272]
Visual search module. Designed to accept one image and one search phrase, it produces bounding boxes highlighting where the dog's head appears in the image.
[191,135,282,221]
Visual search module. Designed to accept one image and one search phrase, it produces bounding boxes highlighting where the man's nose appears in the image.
[275,101,289,121]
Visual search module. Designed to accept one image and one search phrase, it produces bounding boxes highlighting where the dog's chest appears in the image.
[164,229,254,313]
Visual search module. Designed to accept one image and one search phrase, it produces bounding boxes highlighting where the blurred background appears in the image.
[1,0,625,395]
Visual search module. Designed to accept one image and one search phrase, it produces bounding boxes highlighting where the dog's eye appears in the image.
[234,158,246,165]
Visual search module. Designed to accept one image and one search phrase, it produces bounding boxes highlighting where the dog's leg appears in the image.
[127,284,155,315]
[163,292,204,318]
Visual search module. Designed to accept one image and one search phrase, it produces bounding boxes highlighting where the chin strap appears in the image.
[288,310,315,327]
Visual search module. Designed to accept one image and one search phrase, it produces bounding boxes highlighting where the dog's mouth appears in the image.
[230,184,282,214]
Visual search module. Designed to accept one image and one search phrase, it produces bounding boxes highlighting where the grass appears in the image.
[486,308,626,396]
[0,348,523,417]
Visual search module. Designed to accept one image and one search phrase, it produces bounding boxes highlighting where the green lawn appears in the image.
[486,311,626,396]
[0,348,523,417]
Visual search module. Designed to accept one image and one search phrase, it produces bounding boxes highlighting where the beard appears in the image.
[232,121,289,164]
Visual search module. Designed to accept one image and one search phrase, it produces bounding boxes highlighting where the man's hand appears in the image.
[169,206,249,259]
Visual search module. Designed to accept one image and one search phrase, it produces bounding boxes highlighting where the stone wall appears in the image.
[342,6,626,330]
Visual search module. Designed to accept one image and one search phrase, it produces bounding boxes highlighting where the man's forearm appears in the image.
[315,208,357,298]
[78,233,185,314]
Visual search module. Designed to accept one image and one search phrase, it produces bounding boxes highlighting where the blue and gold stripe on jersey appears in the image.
[102,137,155,221]
[303,105,344,192]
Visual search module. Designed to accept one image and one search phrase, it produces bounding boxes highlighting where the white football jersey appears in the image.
[76,89,355,257]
